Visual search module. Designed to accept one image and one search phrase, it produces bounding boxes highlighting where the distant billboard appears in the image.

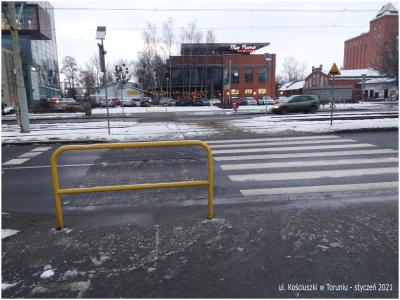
[223,61,231,90]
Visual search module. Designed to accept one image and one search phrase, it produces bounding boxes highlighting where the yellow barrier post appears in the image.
[51,141,213,229]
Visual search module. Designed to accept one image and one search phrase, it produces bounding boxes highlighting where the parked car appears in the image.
[202,98,211,106]
[276,96,288,103]
[112,98,121,105]
[193,98,206,106]
[120,97,136,107]
[245,97,258,106]
[210,98,221,105]
[231,97,245,106]
[176,98,189,106]
[272,95,320,114]
[159,97,176,106]
[99,98,116,107]
[50,97,60,104]
[258,96,275,105]
[140,97,152,107]
[59,98,75,103]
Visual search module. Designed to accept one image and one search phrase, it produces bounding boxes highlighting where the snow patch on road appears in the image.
[40,269,54,279]
[2,282,19,290]
[2,229,19,239]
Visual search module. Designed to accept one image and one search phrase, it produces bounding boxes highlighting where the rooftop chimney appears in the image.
[319,64,322,69]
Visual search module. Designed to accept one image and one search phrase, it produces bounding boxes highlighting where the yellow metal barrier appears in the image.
[51,141,213,229]
[146,104,168,116]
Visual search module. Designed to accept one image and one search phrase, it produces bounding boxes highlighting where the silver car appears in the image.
[245,97,258,106]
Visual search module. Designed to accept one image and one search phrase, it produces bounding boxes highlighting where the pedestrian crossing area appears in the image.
[206,135,399,197]
[2,147,52,165]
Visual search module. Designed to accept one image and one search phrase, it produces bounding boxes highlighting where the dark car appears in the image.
[193,98,206,106]
[140,98,151,107]
[272,95,320,114]
[231,97,245,106]
[176,98,189,106]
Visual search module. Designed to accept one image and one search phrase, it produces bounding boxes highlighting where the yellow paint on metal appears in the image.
[50,140,213,229]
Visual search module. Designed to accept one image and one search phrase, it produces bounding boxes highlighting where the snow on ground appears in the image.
[3,106,15,113]
[1,121,219,143]
[224,115,398,134]
[2,229,20,239]
[40,269,54,279]
[2,282,19,290]
[91,105,222,115]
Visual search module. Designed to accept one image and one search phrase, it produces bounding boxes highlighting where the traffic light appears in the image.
[97,43,106,73]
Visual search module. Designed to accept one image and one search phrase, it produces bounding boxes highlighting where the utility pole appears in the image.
[8,2,30,133]
[361,74,366,104]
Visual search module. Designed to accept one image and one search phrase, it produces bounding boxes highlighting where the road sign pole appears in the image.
[331,75,335,126]
[101,39,110,135]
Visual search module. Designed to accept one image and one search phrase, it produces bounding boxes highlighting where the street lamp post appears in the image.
[96,26,110,135]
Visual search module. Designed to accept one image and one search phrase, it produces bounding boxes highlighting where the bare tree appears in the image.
[378,38,398,88]
[181,20,203,99]
[275,74,285,95]
[79,65,96,97]
[203,30,216,98]
[282,56,307,82]
[88,53,101,87]
[161,17,176,98]
[60,56,78,97]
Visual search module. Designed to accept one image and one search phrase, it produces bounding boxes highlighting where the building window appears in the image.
[258,88,266,96]
[376,58,379,62]
[231,69,239,84]
[245,89,253,96]
[372,59,375,62]
[372,51,375,55]
[374,27,376,30]
[379,25,382,29]
[373,43,375,47]
[245,68,253,83]
[378,34,381,38]
[373,36,376,39]
[258,68,266,83]
[230,89,239,96]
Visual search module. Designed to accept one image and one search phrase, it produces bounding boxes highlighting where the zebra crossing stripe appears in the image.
[240,182,399,196]
[214,149,398,161]
[213,143,375,155]
[206,135,341,144]
[210,139,356,149]
[221,157,398,171]
[229,167,398,182]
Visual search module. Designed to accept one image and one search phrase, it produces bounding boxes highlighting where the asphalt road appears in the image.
[2,131,398,297]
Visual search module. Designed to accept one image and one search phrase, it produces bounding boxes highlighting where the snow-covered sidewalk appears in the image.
[1,121,221,144]
[223,115,399,134]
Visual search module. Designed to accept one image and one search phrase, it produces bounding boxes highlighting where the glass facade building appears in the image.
[1,1,60,107]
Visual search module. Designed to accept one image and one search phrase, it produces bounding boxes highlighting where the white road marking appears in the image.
[2,163,95,170]
[221,157,399,170]
[240,182,399,196]
[213,143,375,154]
[2,158,31,165]
[31,147,52,152]
[18,152,42,158]
[211,139,356,149]
[214,149,398,161]
[206,135,340,144]
[229,167,398,182]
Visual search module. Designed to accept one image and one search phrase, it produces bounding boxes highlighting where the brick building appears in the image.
[166,43,276,99]
[343,3,398,71]
[303,65,383,102]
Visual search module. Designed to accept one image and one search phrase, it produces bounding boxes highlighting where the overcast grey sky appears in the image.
[53,0,398,80]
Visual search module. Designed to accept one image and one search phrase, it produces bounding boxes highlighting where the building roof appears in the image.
[321,68,382,79]
[90,82,146,94]
[278,81,305,91]
[357,77,397,84]
[374,2,398,19]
